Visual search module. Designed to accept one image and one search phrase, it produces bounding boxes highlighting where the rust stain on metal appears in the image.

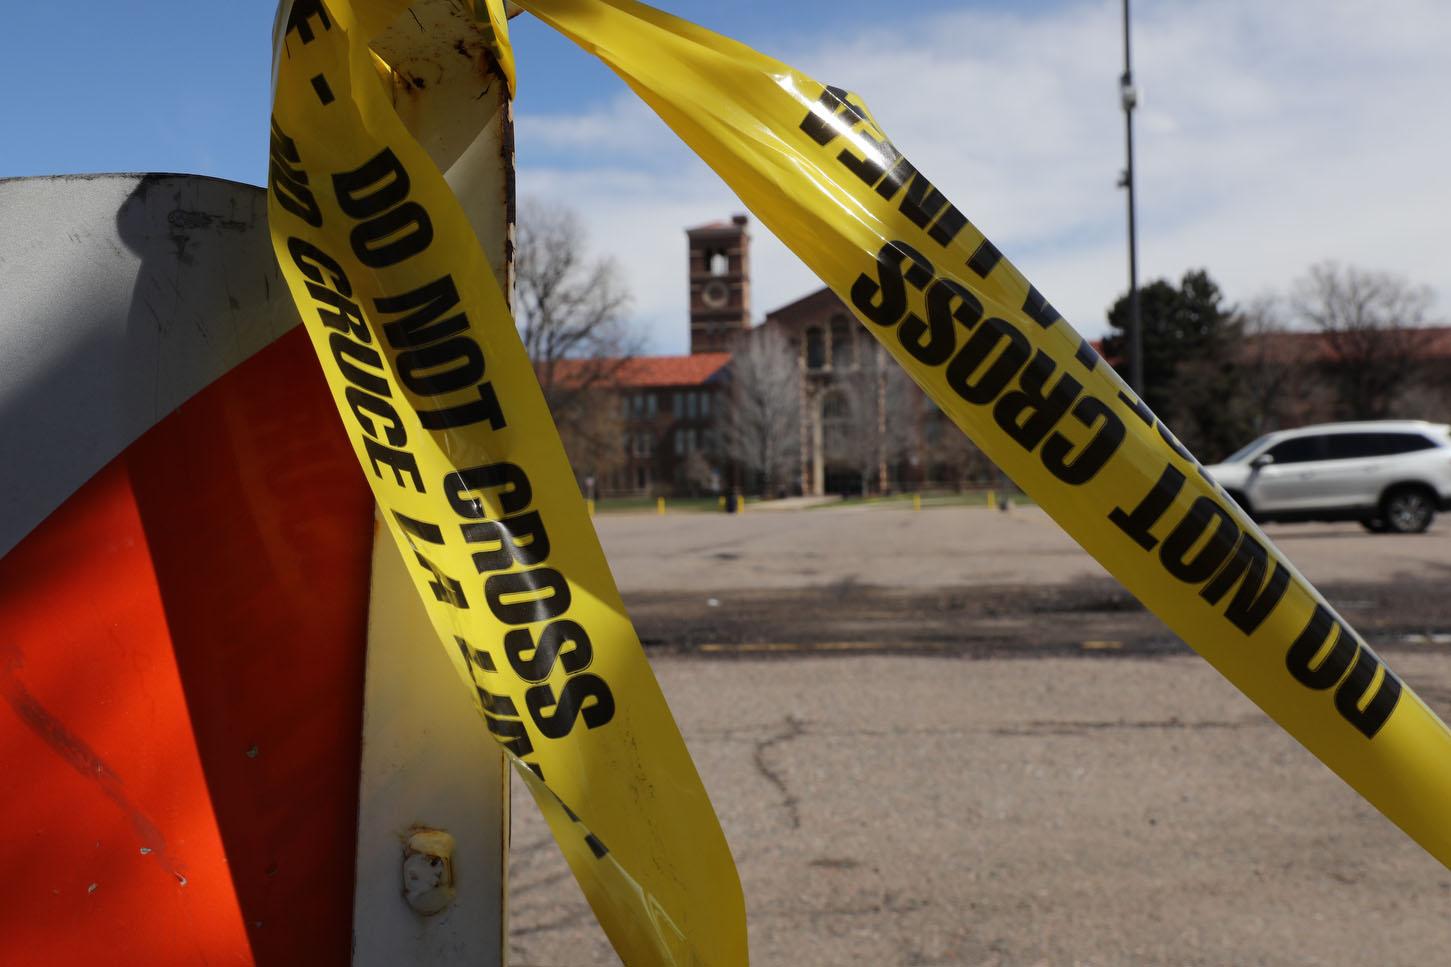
[499,100,516,304]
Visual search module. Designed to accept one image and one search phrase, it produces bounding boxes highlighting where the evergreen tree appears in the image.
[1101,269,1255,461]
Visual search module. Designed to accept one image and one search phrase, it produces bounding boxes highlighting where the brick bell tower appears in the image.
[686,214,751,354]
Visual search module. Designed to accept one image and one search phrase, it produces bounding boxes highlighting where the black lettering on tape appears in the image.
[398,337,486,396]
[462,510,552,572]
[850,240,934,328]
[482,711,536,759]
[365,437,425,493]
[334,147,412,218]
[1021,285,1062,331]
[288,237,350,294]
[347,386,406,446]
[310,74,335,106]
[504,619,593,683]
[1334,647,1402,739]
[1109,463,1187,551]
[307,283,370,342]
[333,148,434,267]
[899,277,980,366]
[838,128,903,192]
[1117,389,1155,429]
[1041,396,1124,486]
[1285,604,1402,737]
[1200,533,1290,635]
[413,549,467,607]
[418,384,507,432]
[393,511,444,546]
[377,275,469,348]
[1158,496,1239,584]
[286,0,332,43]
[485,567,571,625]
[1286,604,1357,690]
[926,206,968,248]
[454,635,497,673]
[799,85,868,147]
[992,351,1083,452]
[446,462,531,519]
[1073,337,1101,372]
[526,675,616,739]
[1117,390,1211,479]
[270,122,323,227]
[966,239,1002,279]
[350,202,433,268]
[945,317,1031,405]
[329,332,390,397]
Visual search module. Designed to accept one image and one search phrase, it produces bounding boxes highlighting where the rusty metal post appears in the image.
[350,4,518,965]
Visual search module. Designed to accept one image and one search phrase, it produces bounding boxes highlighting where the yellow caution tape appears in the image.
[268,2,744,964]
[513,0,1451,867]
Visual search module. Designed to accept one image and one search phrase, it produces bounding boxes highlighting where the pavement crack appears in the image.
[991,717,1262,737]
[753,714,807,830]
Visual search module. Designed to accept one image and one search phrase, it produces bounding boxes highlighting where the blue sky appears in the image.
[6,1,1449,353]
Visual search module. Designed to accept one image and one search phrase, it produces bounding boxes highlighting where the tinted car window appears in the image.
[1380,433,1439,454]
[1327,433,1383,459]
[1328,432,1439,458]
[1267,436,1327,464]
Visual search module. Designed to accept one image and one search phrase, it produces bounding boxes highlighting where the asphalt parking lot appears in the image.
[509,505,1451,966]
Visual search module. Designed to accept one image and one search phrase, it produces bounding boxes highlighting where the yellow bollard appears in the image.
[986,489,997,510]
[587,498,596,517]
[657,496,666,515]
[718,495,726,511]
[912,493,921,512]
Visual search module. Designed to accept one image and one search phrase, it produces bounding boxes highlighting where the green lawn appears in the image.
[806,489,1032,510]
[590,496,727,515]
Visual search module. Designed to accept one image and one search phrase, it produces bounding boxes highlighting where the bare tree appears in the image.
[514,198,639,484]
[824,343,916,494]
[1292,262,1439,419]
[723,327,801,496]
[923,410,994,490]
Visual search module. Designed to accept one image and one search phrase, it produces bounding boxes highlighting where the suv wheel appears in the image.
[1381,486,1435,534]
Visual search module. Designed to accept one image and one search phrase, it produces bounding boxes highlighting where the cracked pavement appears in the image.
[508,507,1451,965]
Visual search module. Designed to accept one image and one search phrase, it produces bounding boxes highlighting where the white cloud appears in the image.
[517,0,1451,352]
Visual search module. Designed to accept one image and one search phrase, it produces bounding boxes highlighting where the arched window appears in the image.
[830,315,853,369]
[821,389,854,465]
[821,390,850,421]
[805,326,826,371]
[705,249,729,275]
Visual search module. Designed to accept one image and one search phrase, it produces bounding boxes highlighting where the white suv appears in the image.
[1205,421,1451,533]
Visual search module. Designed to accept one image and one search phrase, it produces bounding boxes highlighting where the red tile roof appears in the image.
[1089,327,1451,369]
[1246,326,1451,363]
[543,353,732,390]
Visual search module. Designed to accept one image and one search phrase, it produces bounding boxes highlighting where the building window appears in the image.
[806,326,826,371]
[673,392,685,418]
[705,249,729,275]
[700,392,711,417]
[830,315,854,369]
[822,389,853,462]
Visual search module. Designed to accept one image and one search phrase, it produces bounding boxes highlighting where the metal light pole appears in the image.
[1119,0,1143,393]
